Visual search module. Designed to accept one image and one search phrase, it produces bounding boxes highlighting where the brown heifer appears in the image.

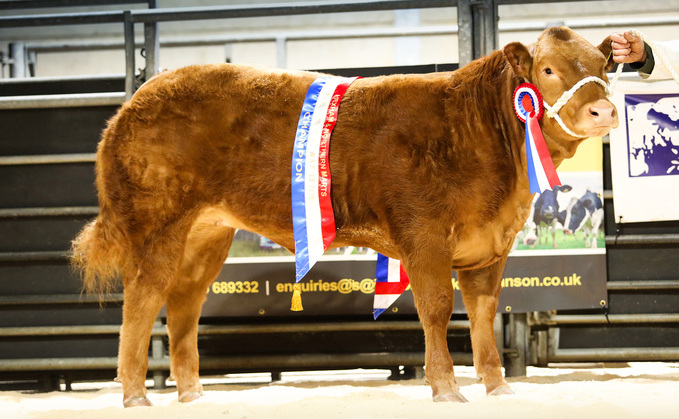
[72,27,618,407]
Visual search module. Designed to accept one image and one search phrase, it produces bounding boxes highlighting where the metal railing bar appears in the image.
[129,0,457,24]
[23,15,679,54]
[195,320,467,335]
[0,251,70,262]
[0,73,125,83]
[605,234,679,246]
[0,357,119,371]
[608,280,679,291]
[193,352,467,371]
[548,313,679,325]
[0,0,454,29]
[0,92,125,109]
[0,351,464,372]
[0,10,125,28]
[0,153,96,166]
[548,347,679,362]
[0,0,152,10]
[0,206,98,218]
[499,15,679,32]
[154,24,458,45]
[0,320,468,337]
[0,325,121,337]
[23,25,460,53]
[0,293,123,306]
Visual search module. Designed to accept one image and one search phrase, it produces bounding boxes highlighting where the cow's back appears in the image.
[97,64,460,250]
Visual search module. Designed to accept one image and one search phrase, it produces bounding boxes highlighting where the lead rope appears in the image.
[608,29,679,92]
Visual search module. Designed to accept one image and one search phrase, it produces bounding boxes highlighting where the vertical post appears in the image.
[151,319,167,390]
[9,42,27,78]
[457,0,498,67]
[276,37,287,69]
[123,11,136,100]
[144,21,159,82]
[457,0,473,67]
[144,0,159,82]
[471,0,498,59]
[505,313,528,377]
[27,50,37,77]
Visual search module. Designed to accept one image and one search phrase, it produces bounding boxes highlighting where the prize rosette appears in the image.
[513,83,544,123]
[512,82,560,195]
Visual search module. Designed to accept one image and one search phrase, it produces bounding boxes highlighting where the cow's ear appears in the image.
[597,36,616,72]
[503,42,533,79]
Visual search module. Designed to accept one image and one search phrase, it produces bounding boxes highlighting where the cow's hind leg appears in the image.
[403,244,467,402]
[166,211,236,403]
[118,224,191,407]
[457,255,513,396]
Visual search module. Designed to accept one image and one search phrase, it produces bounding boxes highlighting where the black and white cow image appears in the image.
[563,189,604,248]
[532,185,573,248]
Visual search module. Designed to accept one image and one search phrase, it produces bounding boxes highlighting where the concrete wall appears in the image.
[0,0,677,78]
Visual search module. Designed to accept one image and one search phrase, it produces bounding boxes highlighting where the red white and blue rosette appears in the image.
[513,83,560,195]
[513,82,544,123]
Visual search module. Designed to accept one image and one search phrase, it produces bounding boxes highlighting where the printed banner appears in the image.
[197,252,606,317]
[609,78,679,223]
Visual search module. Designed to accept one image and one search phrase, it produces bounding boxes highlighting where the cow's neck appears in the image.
[447,51,526,167]
[461,50,584,169]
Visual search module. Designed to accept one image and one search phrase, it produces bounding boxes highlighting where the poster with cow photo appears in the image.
[609,78,679,223]
[512,158,605,252]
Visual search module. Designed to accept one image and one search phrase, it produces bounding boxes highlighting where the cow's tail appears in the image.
[71,206,129,297]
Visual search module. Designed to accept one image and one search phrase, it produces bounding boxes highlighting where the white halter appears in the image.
[541,76,611,139]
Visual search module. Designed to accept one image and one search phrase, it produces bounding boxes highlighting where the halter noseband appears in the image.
[539,75,611,139]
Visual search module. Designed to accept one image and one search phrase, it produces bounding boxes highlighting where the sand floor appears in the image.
[3,362,678,418]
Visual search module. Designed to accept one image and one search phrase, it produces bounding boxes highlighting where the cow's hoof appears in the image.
[123,396,153,408]
[178,391,204,403]
[433,391,469,403]
[488,385,515,396]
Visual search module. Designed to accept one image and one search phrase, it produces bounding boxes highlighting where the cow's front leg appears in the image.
[403,247,467,403]
[457,255,513,396]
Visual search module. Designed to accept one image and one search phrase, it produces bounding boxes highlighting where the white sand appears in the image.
[3,362,678,419]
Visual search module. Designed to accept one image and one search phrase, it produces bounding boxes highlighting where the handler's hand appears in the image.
[610,31,647,64]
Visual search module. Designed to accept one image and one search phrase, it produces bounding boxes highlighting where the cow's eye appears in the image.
[544,68,553,75]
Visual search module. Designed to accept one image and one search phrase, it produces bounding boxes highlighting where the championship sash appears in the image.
[291,76,357,282]
[291,76,410,317]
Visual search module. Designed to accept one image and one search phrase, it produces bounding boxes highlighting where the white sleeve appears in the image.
[645,40,679,81]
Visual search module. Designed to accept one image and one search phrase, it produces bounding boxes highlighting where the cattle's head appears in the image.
[563,190,603,235]
[535,184,572,220]
[503,27,619,148]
